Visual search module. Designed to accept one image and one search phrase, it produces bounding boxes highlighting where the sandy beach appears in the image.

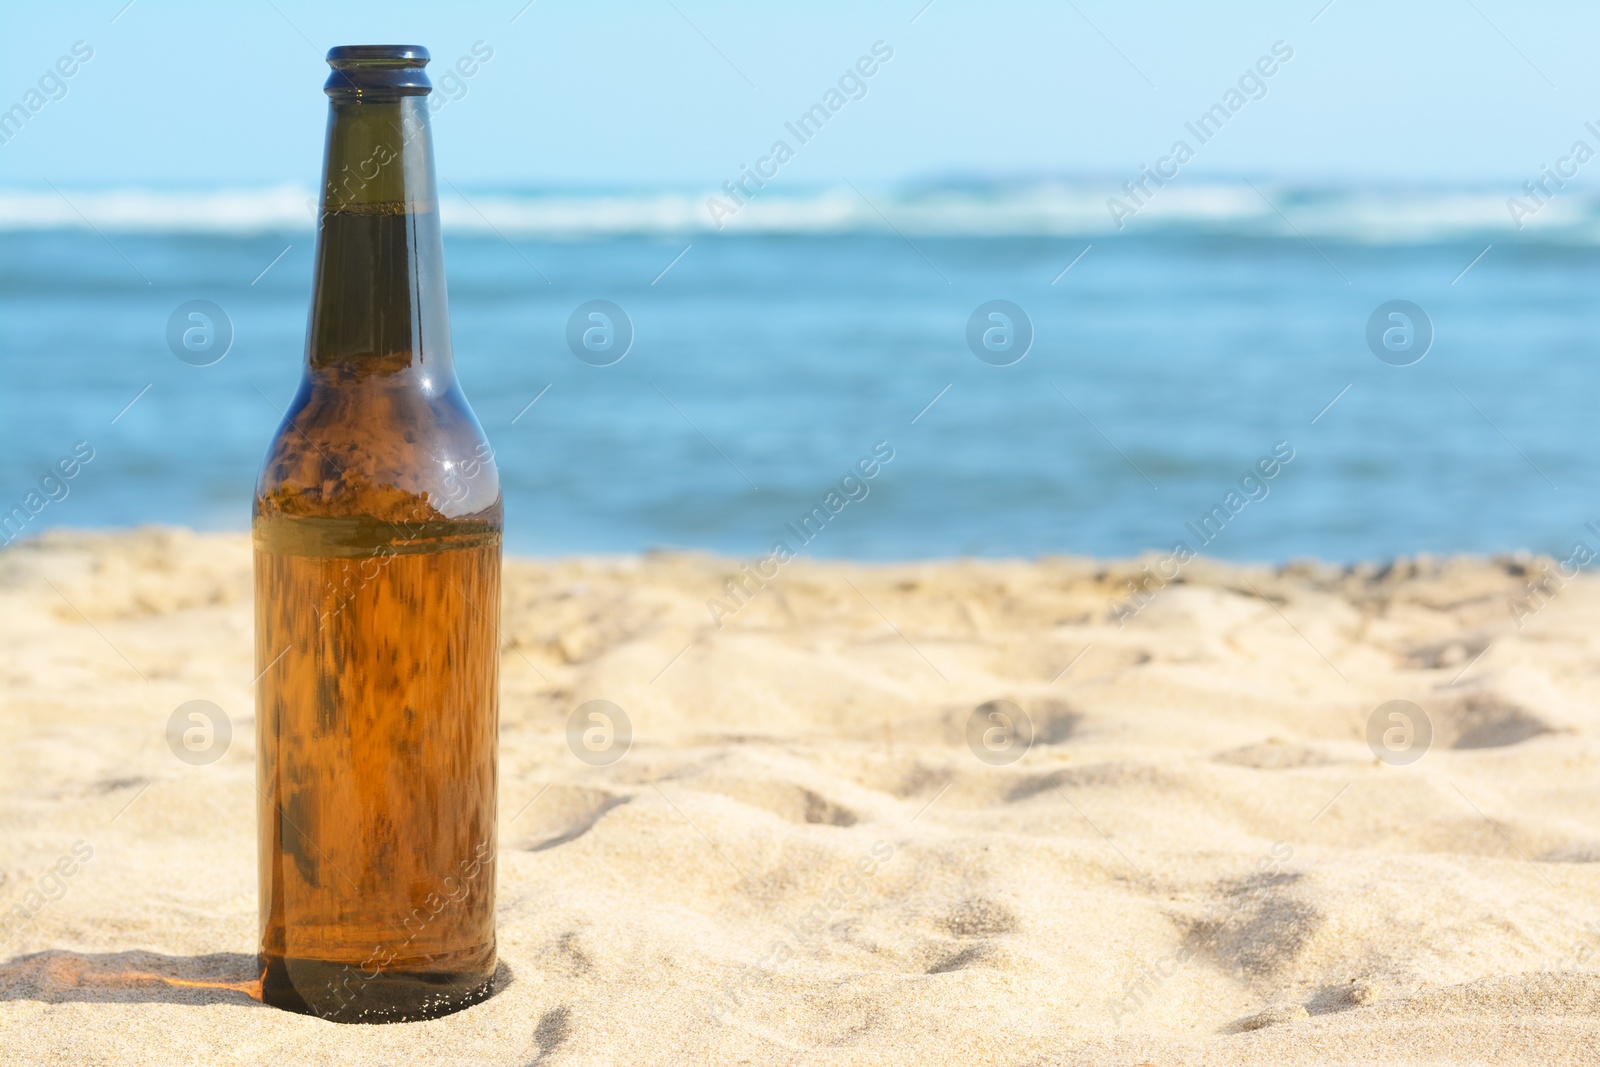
[4,527,1600,1065]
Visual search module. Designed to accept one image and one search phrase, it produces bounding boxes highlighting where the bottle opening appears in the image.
[326,45,431,98]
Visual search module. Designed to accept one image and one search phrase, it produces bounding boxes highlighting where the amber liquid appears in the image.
[254,512,500,1021]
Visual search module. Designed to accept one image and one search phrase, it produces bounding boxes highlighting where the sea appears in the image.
[2,179,1597,562]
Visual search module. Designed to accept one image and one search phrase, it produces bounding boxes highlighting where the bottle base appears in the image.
[259,952,498,1023]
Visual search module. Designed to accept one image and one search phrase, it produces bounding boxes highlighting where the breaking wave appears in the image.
[0,180,1589,242]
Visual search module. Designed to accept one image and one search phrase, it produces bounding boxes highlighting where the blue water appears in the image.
[2,222,1596,561]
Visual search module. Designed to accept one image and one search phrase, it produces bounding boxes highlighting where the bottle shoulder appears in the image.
[254,366,502,526]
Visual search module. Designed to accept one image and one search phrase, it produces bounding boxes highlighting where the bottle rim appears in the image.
[325,45,431,98]
[326,45,430,69]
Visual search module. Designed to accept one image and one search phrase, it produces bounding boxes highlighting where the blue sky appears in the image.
[3,0,1598,189]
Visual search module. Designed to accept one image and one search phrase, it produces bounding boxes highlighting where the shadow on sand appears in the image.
[0,949,263,1006]
[0,950,517,1019]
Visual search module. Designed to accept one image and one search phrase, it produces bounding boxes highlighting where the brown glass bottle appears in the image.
[253,45,501,1023]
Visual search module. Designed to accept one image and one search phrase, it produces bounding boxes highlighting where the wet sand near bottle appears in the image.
[5,528,1600,1064]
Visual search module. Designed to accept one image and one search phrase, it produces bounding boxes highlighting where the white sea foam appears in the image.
[2,182,1595,242]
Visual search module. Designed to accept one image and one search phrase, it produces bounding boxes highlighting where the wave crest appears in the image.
[0,182,1587,242]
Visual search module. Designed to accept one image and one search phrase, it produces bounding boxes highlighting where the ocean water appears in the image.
[2,182,1597,562]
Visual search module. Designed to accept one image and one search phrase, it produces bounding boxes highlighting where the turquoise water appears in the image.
[2,188,1595,561]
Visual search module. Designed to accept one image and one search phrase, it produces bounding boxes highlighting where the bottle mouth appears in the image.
[325,45,431,98]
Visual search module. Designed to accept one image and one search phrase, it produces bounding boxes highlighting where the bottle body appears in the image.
[254,46,501,1023]
[254,514,500,1021]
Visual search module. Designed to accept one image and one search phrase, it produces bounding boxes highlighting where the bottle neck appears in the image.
[305,95,452,378]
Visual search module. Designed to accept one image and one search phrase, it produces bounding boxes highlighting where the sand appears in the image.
[3,528,1600,1065]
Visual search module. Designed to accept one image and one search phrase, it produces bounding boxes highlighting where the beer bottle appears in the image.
[253,44,501,1022]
